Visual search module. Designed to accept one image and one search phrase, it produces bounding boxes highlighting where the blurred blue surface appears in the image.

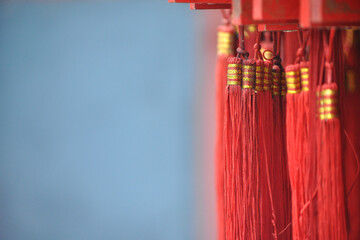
[0,1,195,239]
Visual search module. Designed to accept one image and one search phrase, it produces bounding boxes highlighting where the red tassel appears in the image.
[240,58,260,240]
[315,29,347,240]
[270,65,291,239]
[285,60,312,240]
[308,30,325,238]
[317,83,347,240]
[215,22,235,240]
[280,68,292,240]
[285,63,302,239]
[270,32,292,238]
[224,56,241,240]
[253,34,274,240]
[298,61,312,240]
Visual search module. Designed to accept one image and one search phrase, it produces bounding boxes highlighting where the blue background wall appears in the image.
[0,1,195,239]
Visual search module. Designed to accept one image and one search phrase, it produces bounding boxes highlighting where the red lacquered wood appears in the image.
[300,0,360,27]
[171,0,360,27]
[190,3,231,10]
[232,0,297,26]
[171,0,360,28]
[258,23,299,32]
[169,0,231,3]
[252,0,299,22]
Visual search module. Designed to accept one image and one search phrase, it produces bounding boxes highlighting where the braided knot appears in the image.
[237,47,249,59]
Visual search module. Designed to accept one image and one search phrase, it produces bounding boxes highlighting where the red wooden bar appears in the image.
[190,3,231,10]
[300,0,360,27]
[252,0,299,22]
[169,0,231,3]
[169,0,360,29]
[232,0,298,29]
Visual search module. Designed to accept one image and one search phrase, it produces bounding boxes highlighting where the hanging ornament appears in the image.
[316,29,347,240]
[223,55,241,240]
[271,32,292,240]
[215,10,236,240]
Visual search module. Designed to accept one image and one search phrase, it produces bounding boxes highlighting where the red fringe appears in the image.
[272,64,292,240]
[310,30,348,240]
[317,83,347,240]
[259,60,274,240]
[298,61,312,240]
[239,59,260,240]
[308,30,324,238]
[285,64,302,239]
[279,68,292,240]
[224,57,241,240]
